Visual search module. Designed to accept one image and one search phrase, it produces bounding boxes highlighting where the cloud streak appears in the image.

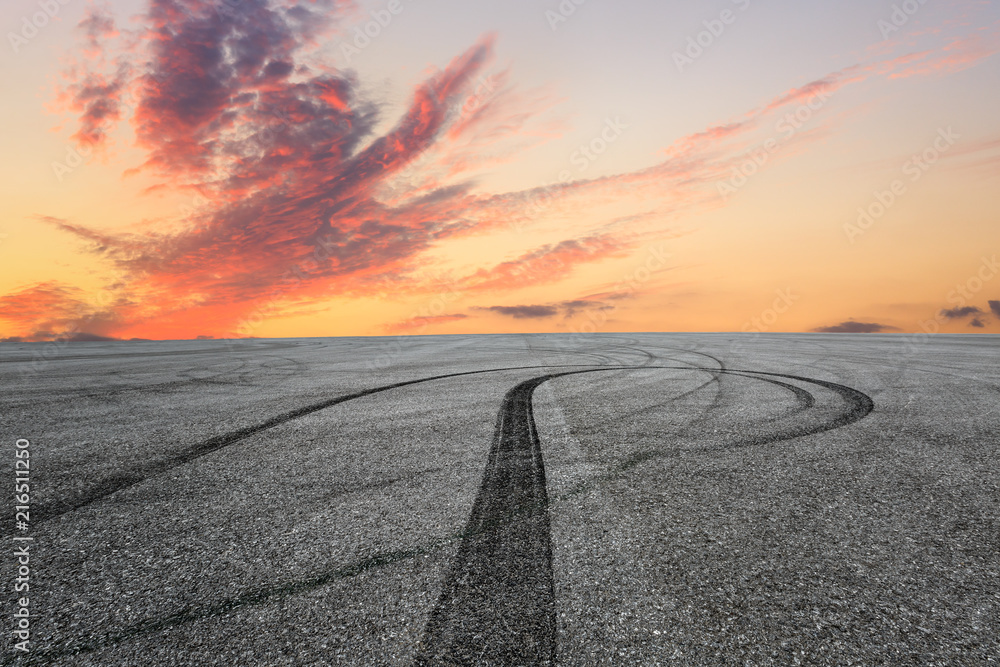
[476,305,559,319]
[475,298,615,321]
[385,314,469,334]
[459,232,630,293]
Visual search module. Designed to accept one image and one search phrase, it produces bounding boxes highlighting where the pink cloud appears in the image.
[459,232,631,293]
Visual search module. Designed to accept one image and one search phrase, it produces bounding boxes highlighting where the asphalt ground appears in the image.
[1,333,998,665]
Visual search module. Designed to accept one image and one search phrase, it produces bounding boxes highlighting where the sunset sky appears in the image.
[1,0,999,341]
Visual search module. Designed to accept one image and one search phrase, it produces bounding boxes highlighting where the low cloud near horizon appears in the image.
[940,306,985,319]
[813,321,900,334]
[475,298,616,320]
[476,305,559,320]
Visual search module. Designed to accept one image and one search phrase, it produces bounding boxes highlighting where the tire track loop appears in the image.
[584,344,726,427]
[606,371,813,430]
[623,344,827,439]
[725,372,815,423]
[22,365,874,663]
[417,366,873,664]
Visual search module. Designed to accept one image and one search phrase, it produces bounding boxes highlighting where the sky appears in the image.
[1,0,999,341]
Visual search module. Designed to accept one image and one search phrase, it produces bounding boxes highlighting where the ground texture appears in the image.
[2,333,998,665]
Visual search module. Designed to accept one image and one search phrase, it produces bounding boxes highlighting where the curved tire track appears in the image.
[7,365,595,536]
[418,366,873,664]
[29,365,874,661]
[416,374,560,666]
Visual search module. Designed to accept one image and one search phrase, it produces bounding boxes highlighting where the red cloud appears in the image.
[760,66,865,114]
[0,282,127,341]
[39,1,502,339]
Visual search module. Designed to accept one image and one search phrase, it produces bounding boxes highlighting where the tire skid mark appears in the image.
[582,345,726,426]
[739,369,875,433]
[416,365,869,664]
[550,369,875,499]
[629,341,727,371]
[610,375,721,425]
[665,368,873,450]
[0,339,315,364]
[416,374,560,666]
[9,359,253,404]
[714,371,815,423]
[7,364,595,535]
[22,365,874,662]
[606,370,810,429]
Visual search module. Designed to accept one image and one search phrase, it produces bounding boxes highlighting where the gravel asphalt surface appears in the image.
[2,333,998,665]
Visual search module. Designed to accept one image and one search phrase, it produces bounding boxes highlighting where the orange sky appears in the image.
[2,0,999,341]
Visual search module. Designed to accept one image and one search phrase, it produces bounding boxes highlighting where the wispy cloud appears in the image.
[385,313,469,333]
[459,232,629,293]
[887,28,1000,79]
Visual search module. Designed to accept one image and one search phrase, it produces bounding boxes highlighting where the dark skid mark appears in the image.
[719,371,815,424]
[0,339,313,364]
[416,366,873,665]
[30,366,875,660]
[676,368,873,450]
[5,364,593,535]
[741,369,874,433]
[416,374,558,666]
